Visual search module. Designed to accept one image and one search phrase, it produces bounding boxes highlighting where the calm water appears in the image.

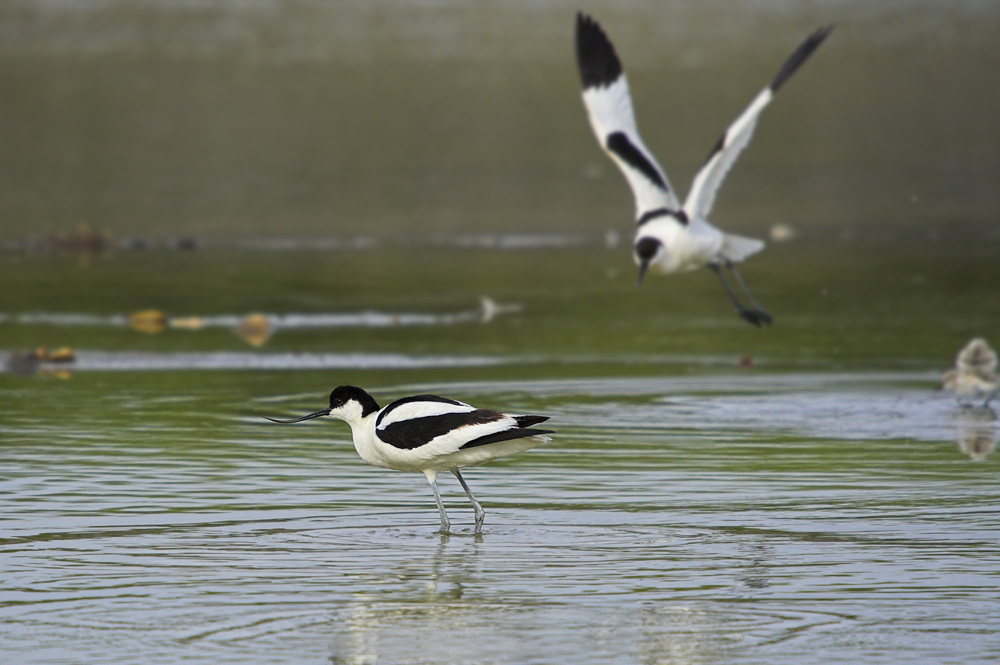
[3,240,1000,665]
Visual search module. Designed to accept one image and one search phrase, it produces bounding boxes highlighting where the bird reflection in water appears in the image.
[327,536,483,665]
[952,406,998,461]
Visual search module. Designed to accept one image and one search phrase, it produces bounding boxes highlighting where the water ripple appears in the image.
[2,372,998,664]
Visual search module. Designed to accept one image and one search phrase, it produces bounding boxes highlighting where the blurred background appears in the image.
[2,2,999,664]
[2,0,998,361]
[1,0,998,241]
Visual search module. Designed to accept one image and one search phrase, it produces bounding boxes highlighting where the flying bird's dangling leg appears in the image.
[452,469,486,534]
[724,258,773,326]
[708,263,765,328]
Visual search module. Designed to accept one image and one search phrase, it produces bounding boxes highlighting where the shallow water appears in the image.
[2,369,998,665]
[3,239,1000,665]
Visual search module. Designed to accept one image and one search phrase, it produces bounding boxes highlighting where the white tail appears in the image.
[720,233,765,263]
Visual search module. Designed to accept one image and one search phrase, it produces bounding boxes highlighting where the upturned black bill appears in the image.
[264,409,331,424]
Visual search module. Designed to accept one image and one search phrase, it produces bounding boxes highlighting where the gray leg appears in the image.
[724,259,772,325]
[708,263,765,328]
[429,479,451,534]
[452,469,486,534]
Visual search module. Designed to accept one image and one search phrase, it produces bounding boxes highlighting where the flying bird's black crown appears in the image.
[575,12,623,89]
[635,237,663,262]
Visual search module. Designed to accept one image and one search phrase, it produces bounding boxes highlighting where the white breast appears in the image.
[637,219,723,273]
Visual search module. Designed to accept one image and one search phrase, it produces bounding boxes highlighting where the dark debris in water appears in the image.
[5,346,75,378]
[4,224,199,257]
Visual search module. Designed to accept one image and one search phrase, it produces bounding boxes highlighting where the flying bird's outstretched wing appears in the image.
[575,13,682,222]
[683,25,833,221]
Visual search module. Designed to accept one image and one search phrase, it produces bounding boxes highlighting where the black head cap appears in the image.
[635,237,662,262]
[329,385,380,416]
[634,237,663,285]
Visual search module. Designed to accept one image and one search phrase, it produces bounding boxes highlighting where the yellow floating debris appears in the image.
[169,316,205,330]
[129,309,168,334]
[45,347,76,363]
[236,313,272,347]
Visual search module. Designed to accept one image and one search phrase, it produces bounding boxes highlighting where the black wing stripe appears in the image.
[770,25,834,93]
[376,394,465,428]
[606,132,669,192]
[575,12,623,89]
[378,410,505,450]
[460,427,554,450]
[636,207,688,227]
[699,133,728,170]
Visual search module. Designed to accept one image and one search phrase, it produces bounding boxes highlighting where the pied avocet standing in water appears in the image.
[575,13,833,326]
[266,385,553,534]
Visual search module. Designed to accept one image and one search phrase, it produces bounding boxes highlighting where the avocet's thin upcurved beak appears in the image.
[637,260,649,286]
[264,408,331,424]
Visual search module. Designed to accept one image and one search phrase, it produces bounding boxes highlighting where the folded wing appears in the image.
[376,396,552,456]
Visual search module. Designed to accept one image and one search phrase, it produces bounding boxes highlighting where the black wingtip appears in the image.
[770,24,834,93]
[515,415,550,428]
[459,426,555,450]
[575,12,623,89]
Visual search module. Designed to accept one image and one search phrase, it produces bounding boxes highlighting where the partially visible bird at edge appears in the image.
[942,338,997,408]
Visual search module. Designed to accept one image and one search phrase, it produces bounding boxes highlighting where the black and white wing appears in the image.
[683,25,833,221]
[575,13,682,222]
[376,395,551,455]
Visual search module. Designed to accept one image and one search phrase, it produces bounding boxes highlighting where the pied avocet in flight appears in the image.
[266,385,553,534]
[575,13,833,326]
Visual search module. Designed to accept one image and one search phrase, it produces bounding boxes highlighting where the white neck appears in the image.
[329,399,371,427]
[343,411,384,468]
